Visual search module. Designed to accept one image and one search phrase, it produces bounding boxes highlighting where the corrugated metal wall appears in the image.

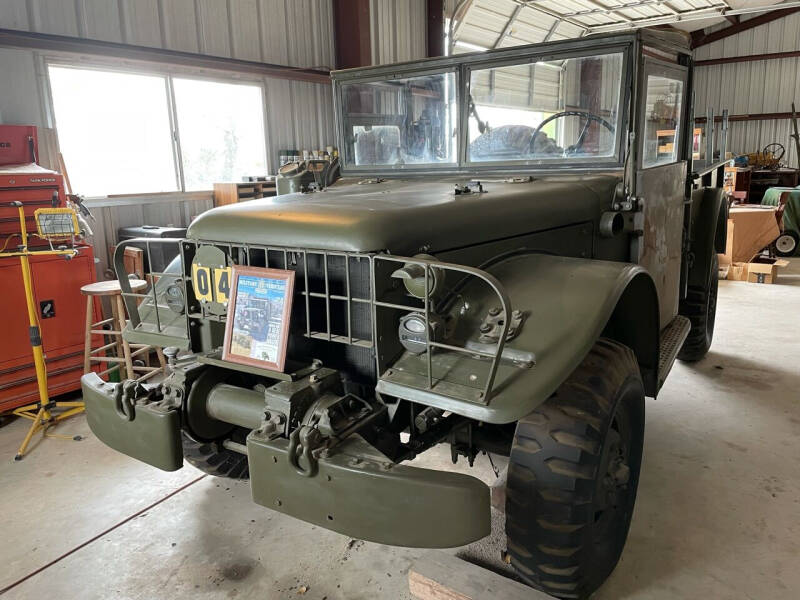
[0,0,341,281]
[370,0,427,64]
[0,0,335,66]
[0,0,337,173]
[84,192,215,280]
[693,11,800,168]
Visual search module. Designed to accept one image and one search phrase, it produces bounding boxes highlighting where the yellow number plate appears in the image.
[192,264,213,302]
[192,264,231,304]
[213,267,231,304]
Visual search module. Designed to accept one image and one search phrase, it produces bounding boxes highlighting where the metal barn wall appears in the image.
[0,0,338,280]
[84,193,215,280]
[0,0,337,171]
[370,0,427,64]
[0,0,335,66]
[693,11,800,168]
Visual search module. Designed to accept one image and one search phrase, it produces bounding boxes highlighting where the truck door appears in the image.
[634,57,689,329]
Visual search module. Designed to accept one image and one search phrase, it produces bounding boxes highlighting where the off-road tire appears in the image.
[505,338,645,600]
[181,431,249,479]
[678,252,718,362]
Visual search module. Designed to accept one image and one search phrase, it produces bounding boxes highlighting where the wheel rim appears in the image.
[592,405,634,550]
[776,234,797,255]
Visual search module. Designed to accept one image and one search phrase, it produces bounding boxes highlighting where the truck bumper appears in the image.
[82,373,183,471]
[81,373,491,548]
[247,428,490,548]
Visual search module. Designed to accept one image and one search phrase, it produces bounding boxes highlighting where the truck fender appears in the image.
[386,254,660,425]
[688,186,727,289]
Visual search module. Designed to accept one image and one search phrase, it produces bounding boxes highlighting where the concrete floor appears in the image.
[1,259,799,600]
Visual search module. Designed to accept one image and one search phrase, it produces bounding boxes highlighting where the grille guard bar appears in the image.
[115,238,514,406]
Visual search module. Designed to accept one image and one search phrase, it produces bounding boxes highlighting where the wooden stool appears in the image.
[81,280,166,382]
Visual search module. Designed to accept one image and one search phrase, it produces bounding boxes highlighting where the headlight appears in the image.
[398,312,429,354]
[165,283,185,314]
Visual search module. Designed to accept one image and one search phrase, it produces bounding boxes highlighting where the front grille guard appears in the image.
[116,239,512,405]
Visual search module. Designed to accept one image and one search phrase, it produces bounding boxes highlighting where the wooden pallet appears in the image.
[409,551,555,600]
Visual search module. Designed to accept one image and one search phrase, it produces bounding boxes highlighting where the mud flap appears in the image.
[82,373,183,471]
[247,429,491,548]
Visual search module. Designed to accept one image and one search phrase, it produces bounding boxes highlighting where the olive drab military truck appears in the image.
[83,29,727,599]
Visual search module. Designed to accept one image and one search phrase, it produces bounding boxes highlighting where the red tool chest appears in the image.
[0,246,100,412]
[0,124,38,166]
[0,124,99,413]
[0,163,66,242]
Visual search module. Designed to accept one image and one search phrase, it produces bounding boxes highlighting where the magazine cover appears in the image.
[223,267,294,370]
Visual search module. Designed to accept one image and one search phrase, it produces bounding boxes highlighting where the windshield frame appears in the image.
[461,47,629,169]
[335,66,460,173]
[332,34,638,177]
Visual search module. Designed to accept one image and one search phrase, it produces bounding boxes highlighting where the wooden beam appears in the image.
[333,0,371,69]
[0,28,330,83]
[409,551,555,600]
[692,8,800,48]
[427,0,445,57]
[696,49,800,66]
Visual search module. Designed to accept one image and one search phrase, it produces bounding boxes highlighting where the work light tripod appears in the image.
[1,201,84,460]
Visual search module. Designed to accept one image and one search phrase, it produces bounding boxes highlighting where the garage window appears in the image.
[48,66,178,196]
[173,78,267,191]
[48,65,267,196]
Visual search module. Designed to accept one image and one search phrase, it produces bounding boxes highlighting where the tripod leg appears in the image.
[53,404,85,422]
[15,408,46,461]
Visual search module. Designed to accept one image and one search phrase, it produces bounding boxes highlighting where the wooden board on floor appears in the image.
[408,551,555,600]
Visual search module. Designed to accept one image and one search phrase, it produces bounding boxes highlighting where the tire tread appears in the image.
[505,338,644,599]
[181,431,249,479]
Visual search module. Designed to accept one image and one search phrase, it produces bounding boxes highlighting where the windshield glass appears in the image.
[468,52,623,162]
[340,72,458,168]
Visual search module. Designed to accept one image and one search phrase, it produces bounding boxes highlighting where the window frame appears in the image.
[334,66,461,173]
[462,48,629,169]
[637,57,689,171]
[331,36,636,177]
[44,56,269,197]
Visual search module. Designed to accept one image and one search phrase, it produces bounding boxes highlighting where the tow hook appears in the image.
[112,380,149,421]
[287,425,324,477]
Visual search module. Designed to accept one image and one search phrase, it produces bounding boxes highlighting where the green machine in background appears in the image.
[762,186,800,257]
[276,158,340,195]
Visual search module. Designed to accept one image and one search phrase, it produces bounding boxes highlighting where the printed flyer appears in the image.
[229,274,288,365]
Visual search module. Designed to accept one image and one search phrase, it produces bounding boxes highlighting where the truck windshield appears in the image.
[339,72,458,168]
[468,52,623,163]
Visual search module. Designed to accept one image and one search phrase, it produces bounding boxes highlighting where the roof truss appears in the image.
[450,0,800,50]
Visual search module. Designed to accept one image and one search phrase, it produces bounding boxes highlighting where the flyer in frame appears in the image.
[223,266,294,371]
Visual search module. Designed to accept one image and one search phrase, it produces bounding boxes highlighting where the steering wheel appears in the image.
[762,143,785,163]
[529,110,615,156]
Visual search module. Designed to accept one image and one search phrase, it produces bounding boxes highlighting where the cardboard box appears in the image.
[723,207,780,265]
[746,257,789,284]
[726,261,749,281]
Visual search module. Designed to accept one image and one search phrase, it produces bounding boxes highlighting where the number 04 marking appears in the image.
[214,267,231,304]
[192,264,213,302]
[192,264,231,304]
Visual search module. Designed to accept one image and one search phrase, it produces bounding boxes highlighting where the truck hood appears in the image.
[187,175,619,254]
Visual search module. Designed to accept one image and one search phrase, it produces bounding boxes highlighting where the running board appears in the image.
[658,315,691,388]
